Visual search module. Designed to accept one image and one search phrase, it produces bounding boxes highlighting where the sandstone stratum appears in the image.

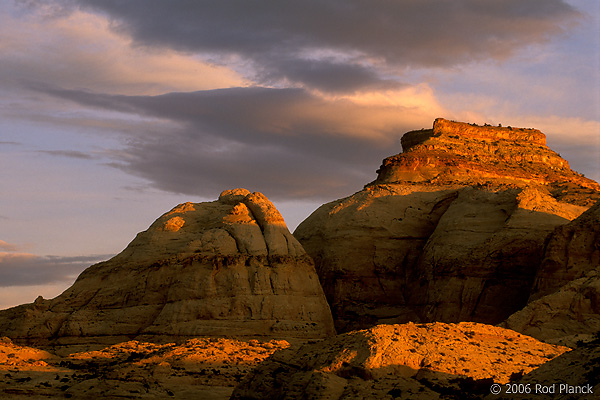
[0,188,335,346]
[295,118,600,332]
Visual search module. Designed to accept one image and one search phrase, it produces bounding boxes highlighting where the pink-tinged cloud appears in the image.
[0,6,244,96]
[0,240,19,252]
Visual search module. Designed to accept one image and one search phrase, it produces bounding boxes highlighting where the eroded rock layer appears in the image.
[295,118,599,332]
[376,118,598,206]
[0,189,335,345]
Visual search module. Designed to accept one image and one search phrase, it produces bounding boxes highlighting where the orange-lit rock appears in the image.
[295,119,599,332]
[0,336,290,400]
[484,337,600,400]
[376,119,598,204]
[0,189,335,346]
[231,322,569,400]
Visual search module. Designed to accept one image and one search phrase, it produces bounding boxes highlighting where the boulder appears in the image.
[0,189,335,346]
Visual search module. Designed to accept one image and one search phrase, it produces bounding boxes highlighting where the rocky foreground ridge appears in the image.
[296,118,599,333]
[0,188,335,346]
[231,322,571,400]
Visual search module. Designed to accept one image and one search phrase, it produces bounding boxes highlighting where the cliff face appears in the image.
[295,118,599,332]
[0,189,335,345]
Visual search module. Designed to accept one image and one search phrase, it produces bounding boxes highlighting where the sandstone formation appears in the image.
[231,322,569,400]
[502,270,600,347]
[0,189,335,346]
[502,201,600,346]
[295,118,599,332]
[530,200,600,300]
[376,118,598,206]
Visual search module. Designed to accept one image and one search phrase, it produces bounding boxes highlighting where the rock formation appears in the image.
[502,270,600,347]
[295,118,600,332]
[231,322,569,400]
[0,189,335,346]
[376,118,598,206]
[502,201,600,346]
[530,200,600,300]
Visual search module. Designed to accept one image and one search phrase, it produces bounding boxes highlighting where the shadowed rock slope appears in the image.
[502,201,600,346]
[0,189,335,346]
[295,118,600,332]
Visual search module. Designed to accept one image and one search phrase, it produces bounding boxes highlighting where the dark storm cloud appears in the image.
[74,0,580,92]
[256,59,404,93]
[0,253,112,286]
[37,85,419,199]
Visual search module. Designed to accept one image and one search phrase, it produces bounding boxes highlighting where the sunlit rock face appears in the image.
[0,189,335,346]
[295,119,600,332]
[376,118,599,205]
[231,322,569,400]
[502,201,600,347]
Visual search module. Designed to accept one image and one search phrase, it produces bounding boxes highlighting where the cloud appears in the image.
[2,0,594,204]
[0,3,244,96]
[255,59,404,94]
[74,0,580,92]
[0,240,18,252]
[35,84,444,199]
[36,149,95,159]
[0,252,112,287]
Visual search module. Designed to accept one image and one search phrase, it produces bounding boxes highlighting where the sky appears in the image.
[1,0,599,309]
